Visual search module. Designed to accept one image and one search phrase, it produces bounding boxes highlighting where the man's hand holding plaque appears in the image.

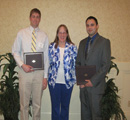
[23,52,44,71]
[76,65,96,85]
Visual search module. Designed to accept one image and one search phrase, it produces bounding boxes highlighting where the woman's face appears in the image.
[57,26,68,43]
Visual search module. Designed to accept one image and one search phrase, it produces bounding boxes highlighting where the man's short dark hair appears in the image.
[30,8,41,17]
[86,16,98,25]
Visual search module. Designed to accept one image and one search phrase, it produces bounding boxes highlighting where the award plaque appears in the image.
[24,52,44,70]
[76,65,96,85]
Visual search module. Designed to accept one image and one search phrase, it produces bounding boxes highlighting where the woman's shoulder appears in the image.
[66,43,77,53]
[68,43,77,49]
[49,42,55,48]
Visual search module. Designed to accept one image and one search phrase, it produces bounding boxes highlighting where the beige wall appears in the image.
[0,0,130,61]
[0,1,130,120]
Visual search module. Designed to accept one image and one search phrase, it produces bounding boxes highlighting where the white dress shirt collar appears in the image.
[29,26,40,32]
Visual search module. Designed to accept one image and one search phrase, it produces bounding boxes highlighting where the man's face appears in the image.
[86,19,99,37]
[30,12,41,28]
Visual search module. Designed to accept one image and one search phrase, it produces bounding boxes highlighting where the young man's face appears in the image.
[86,19,99,37]
[30,12,41,28]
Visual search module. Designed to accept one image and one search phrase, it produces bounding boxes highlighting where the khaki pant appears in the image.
[18,68,44,120]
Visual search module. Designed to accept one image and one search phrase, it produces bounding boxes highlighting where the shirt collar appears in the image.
[88,33,97,40]
[29,26,40,32]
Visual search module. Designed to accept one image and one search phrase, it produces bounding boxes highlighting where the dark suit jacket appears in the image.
[76,33,111,94]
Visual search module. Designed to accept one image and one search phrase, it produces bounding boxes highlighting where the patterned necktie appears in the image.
[31,29,36,52]
[87,38,92,54]
[85,38,92,59]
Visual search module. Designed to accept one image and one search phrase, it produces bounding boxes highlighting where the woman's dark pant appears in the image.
[49,84,73,120]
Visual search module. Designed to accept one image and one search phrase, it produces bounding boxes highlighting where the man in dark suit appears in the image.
[76,16,111,120]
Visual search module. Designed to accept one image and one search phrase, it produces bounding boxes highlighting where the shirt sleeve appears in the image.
[12,31,24,67]
[43,36,49,78]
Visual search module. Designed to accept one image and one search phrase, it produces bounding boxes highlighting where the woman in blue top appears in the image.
[48,24,77,120]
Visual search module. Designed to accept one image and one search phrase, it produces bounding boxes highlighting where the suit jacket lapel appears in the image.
[83,38,88,60]
[86,33,100,61]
